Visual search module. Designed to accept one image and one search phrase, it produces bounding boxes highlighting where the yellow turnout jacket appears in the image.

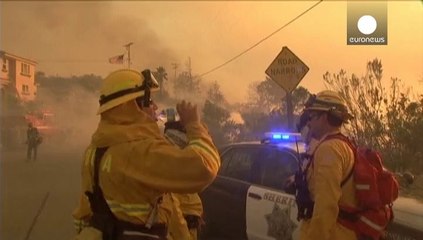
[299,132,357,240]
[163,126,205,240]
[72,103,220,232]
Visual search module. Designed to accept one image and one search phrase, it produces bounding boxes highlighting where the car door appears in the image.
[246,147,301,240]
[386,197,423,240]
[201,146,262,239]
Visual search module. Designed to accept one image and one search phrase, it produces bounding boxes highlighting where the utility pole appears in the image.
[285,92,294,130]
[123,42,133,69]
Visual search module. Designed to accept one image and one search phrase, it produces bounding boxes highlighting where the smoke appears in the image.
[1,1,239,149]
[36,84,99,153]
[0,1,178,77]
[1,1,183,153]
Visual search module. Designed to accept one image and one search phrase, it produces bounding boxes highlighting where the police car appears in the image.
[199,132,423,240]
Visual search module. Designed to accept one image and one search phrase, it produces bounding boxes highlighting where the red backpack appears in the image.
[324,134,399,240]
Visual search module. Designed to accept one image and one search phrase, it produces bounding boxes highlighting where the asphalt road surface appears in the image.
[1,144,84,240]
[0,142,222,240]
[3,143,420,240]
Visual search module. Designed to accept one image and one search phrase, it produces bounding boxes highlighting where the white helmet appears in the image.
[303,90,353,122]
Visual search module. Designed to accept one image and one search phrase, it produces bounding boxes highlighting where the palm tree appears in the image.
[155,66,168,97]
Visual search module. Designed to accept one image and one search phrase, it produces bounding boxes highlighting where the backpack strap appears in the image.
[89,147,167,238]
[341,161,354,187]
[313,133,356,187]
[85,147,121,240]
[93,147,109,190]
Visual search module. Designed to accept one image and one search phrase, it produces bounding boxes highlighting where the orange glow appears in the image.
[1,1,421,103]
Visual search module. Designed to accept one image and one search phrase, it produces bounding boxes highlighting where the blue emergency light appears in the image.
[263,132,301,143]
[271,133,290,140]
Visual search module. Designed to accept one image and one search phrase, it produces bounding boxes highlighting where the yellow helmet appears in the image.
[304,90,353,121]
[97,69,159,114]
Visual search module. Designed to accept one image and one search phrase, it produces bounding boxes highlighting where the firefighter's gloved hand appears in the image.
[176,100,199,127]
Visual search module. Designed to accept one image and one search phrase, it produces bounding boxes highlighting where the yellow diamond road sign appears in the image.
[265,46,309,93]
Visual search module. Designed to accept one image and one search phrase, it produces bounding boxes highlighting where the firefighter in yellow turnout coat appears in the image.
[163,121,204,240]
[166,193,203,240]
[72,69,220,240]
[298,90,357,240]
[172,193,203,240]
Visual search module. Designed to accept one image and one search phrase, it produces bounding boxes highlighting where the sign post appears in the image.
[265,46,309,130]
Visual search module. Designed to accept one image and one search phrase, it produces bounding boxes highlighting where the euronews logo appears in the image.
[347,2,387,45]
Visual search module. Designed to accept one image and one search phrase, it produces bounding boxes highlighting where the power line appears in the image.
[198,0,323,78]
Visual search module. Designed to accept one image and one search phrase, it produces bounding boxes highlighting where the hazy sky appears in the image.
[1,1,422,103]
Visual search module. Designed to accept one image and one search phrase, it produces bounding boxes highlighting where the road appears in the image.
[0,143,221,240]
[2,143,421,240]
[1,144,84,240]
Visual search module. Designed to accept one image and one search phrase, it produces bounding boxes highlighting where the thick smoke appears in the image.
[0,1,178,77]
[35,84,99,153]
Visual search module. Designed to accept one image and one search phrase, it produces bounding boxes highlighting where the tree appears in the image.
[154,66,168,97]
[323,59,423,173]
[202,81,242,146]
[74,74,102,93]
[173,72,202,102]
[206,81,225,105]
[238,77,311,139]
[290,86,311,113]
[384,82,423,172]
[323,59,386,149]
[247,77,285,113]
[202,100,229,142]
[246,77,310,114]
[238,105,273,140]
[35,72,102,100]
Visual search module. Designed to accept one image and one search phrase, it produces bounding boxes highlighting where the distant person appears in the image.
[26,123,41,161]
[72,69,220,240]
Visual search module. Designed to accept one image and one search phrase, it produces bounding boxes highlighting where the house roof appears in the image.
[0,50,37,65]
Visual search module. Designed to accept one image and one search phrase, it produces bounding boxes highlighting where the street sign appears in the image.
[265,46,309,93]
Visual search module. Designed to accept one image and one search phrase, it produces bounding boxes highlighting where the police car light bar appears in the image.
[263,132,301,142]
